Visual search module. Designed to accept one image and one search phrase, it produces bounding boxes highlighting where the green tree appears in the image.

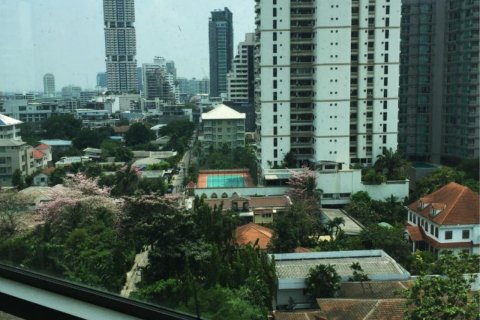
[374,148,409,180]
[0,191,27,240]
[348,262,370,282]
[283,151,296,168]
[73,128,110,149]
[404,253,480,320]
[11,169,25,189]
[305,264,341,301]
[125,123,153,146]
[42,114,82,140]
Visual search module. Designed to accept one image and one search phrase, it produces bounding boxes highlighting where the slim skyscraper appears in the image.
[255,0,401,169]
[399,0,479,163]
[209,8,233,97]
[103,0,138,93]
[43,73,55,97]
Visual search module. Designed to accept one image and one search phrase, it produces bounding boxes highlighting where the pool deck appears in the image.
[197,169,254,188]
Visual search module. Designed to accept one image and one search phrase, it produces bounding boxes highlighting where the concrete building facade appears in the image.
[255,0,401,170]
[103,0,138,93]
[398,0,479,163]
[200,104,245,150]
[227,33,255,105]
[209,8,234,97]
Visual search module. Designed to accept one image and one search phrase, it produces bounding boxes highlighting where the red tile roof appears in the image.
[235,222,273,249]
[408,182,480,225]
[407,223,474,249]
[406,225,423,242]
[272,311,326,320]
[186,181,196,188]
[317,298,406,320]
[32,149,45,160]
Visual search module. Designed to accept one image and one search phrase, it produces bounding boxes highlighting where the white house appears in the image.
[406,182,480,255]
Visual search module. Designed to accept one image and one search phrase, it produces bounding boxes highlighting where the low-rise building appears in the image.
[39,140,72,152]
[200,104,245,150]
[235,222,273,250]
[405,182,480,255]
[0,139,34,186]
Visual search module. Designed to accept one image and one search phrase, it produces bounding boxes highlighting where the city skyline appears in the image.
[0,0,254,92]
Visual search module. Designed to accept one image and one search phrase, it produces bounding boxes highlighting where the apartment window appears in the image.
[384,65,388,74]
[430,224,433,234]
[435,227,438,238]
[385,30,389,39]
[273,56,277,65]
[273,115,277,124]
[462,230,470,239]
[273,80,277,89]
[384,54,389,62]
[273,68,277,77]
[382,135,387,143]
[273,127,277,135]
[383,101,387,109]
[386,5,390,14]
[273,138,278,147]
[273,32,277,41]
[384,78,388,86]
[273,44,277,53]
[273,0,276,4]
[273,92,277,100]
[368,53,374,60]
[385,18,390,26]
[273,149,278,158]
[273,103,277,112]
[383,113,387,121]
[273,8,277,17]
[384,42,389,50]
[383,89,388,98]
[383,124,387,132]
[273,20,277,29]
[445,231,452,240]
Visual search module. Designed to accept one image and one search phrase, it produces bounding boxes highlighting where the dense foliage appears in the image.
[158,120,195,153]
[305,264,341,300]
[404,252,480,320]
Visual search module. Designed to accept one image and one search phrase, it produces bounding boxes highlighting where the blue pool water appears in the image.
[207,174,245,188]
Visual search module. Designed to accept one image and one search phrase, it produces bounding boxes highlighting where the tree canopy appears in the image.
[125,123,154,146]
[42,114,82,140]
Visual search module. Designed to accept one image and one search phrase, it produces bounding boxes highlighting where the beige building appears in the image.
[200,104,246,150]
[0,114,36,186]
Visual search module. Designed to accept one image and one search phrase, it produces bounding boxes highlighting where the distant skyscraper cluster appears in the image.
[209,8,234,97]
[398,0,479,162]
[103,0,138,93]
[43,73,55,97]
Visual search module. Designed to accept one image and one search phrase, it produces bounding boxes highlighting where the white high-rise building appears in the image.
[227,33,255,104]
[103,0,138,93]
[255,0,400,170]
[142,57,178,104]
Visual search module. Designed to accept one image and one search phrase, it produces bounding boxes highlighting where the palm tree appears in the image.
[374,148,409,180]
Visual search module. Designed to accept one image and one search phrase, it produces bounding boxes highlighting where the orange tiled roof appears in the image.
[317,298,406,320]
[235,222,273,249]
[272,310,326,320]
[32,149,45,160]
[294,247,311,253]
[408,182,480,225]
[42,167,55,175]
[406,225,423,242]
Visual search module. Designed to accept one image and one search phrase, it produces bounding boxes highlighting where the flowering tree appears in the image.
[37,173,119,224]
[287,167,321,212]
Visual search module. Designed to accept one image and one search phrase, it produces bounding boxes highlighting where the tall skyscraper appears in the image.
[43,73,55,96]
[209,8,234,97]
[255,0,401,170]
[399,0,479,163]
[103,0,138,93]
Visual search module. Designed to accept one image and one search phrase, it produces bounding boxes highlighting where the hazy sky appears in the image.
[0,0,255,92]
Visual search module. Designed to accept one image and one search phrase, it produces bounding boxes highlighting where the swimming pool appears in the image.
[207,174,246,188]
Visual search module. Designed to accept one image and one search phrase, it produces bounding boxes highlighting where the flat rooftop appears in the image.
[272,250,410,282]
[320,208,364,235]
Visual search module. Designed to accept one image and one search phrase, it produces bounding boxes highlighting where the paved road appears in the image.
[120,249,149,297]
[171,150,191,193]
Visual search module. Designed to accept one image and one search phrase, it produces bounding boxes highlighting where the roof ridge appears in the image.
[437,184,467,224]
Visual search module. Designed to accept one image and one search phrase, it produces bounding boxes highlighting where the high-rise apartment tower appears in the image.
[103,0,138,93]
[399,0,479,163]
[209,8,234,97]
[43,73,55,97]
[255,0,401,170]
